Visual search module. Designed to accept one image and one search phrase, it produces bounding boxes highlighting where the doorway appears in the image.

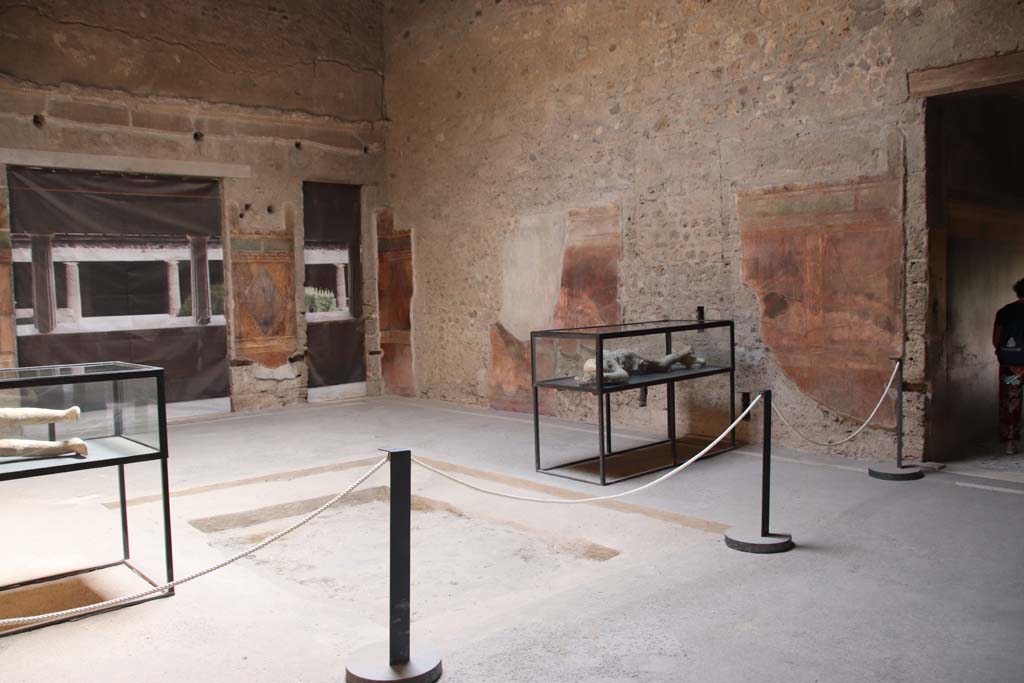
[926,84,1024,463]
[302,182,366,400]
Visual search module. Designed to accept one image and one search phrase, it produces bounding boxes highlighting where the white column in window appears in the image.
[189,236,212,324]
[336,263,349,312]
[65,261,82,320]
[29,235,56,333]
[167,260,181,316]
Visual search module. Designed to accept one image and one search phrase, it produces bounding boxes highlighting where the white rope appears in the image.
[771,360,900,447]
[0,456,389,627]
[412,394,762,504]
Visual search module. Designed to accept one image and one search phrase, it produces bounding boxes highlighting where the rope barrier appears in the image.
[412,393,762,504]
[771,360,900,448]
[0,455,389,627]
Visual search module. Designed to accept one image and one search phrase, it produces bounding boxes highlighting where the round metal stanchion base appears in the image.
[724,529,794,554]
[868,462,924,481]
[346,642,442,683]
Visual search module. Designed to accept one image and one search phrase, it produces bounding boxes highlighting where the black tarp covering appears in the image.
[7,167,221,237]
[17,326,229,403]
[80,261,169,316]
[6,167,228,403]
[307,319,366,387]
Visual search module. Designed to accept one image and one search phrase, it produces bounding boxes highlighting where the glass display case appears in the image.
[0,361,174,636]
[531,318,736,485]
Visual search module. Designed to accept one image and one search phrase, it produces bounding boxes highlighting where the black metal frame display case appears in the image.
[0,361,174,637]
[532,317,736,485]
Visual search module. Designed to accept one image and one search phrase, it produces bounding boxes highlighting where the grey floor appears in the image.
[1,395,1023,682]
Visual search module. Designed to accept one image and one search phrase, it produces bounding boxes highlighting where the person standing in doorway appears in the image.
[993,278,1024,454]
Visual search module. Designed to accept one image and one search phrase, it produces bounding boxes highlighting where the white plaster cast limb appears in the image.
[0,406,81,426]
[0,437,88,458]
[577,347,706,384]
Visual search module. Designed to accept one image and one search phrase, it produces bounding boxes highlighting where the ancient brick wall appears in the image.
[0,0,387,409]
[383,0,1024,458]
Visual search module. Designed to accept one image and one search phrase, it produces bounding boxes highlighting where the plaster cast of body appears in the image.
[577,347,705,385]
[0,406,88,458]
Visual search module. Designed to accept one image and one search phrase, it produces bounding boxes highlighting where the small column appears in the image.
[166,260,181,316]
[188,236,211,325]
[30,235,56,333]
[65,261,82,320]
[335,263,349,311]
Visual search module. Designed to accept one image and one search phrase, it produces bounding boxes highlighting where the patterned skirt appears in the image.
[999,365,1024,442]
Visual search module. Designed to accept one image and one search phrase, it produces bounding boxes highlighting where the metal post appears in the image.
[604,393,612,455]
[729,322,737,447]
[868,358,923,481]
[118,464,130,560]
[724,390,794,553]
[156,371,175,589]
[390,449,412,666]
[596,337,606,486]
[896,360,904,469]
[346,449,443,683]
[666,331,677,465]
[533,387,541,471]
[761,390,771,538]
[531,333,541,472]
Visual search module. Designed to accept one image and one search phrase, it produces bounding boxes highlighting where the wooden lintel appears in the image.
[910,51,1024,98]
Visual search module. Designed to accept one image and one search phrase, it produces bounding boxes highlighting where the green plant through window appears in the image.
[178,283,226,317]
[305,287,338,313]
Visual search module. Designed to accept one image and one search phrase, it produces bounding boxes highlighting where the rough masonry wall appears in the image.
[0,0,383,120]
[0,0,388,409]
[384,0,1024,458]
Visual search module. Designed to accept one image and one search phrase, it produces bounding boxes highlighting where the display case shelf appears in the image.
[0,435,160,480]
[0,361,174,637]
[531,316,737,486]
[535,364,732,393]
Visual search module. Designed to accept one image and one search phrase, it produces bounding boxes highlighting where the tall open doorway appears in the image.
[302,182,366,401]
[926,83,1024,464]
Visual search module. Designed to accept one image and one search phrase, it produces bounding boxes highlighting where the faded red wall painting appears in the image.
[739,178,903,427]
[377,208,415,397]
[554,206,623,329]
[488,202,622,412]
[231,232,298,368]
[487,322,537,413]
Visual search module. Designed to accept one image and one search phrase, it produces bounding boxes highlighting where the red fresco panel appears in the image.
[739,179,903,427]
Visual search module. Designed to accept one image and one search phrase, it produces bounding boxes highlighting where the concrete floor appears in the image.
[1,396,1023,682]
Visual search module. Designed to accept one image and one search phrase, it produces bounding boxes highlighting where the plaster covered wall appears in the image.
[0,0,388,409]
[384,0,1024,458]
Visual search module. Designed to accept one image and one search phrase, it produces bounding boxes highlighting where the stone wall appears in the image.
[383,0,1024,459]
[0,0,388,409]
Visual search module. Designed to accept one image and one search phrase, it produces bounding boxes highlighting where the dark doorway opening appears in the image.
[926,84,1024,463]
[302,182,366,393]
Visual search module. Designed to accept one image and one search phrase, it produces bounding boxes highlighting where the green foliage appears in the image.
[178,283,225,317]
[304,286,338,313]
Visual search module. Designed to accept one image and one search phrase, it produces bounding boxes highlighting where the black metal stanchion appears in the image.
[346,449,443,683]
[724,391,795,554]
[868,359,924,481]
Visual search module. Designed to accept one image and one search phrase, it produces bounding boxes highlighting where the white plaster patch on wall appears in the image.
[497,210,566,340]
